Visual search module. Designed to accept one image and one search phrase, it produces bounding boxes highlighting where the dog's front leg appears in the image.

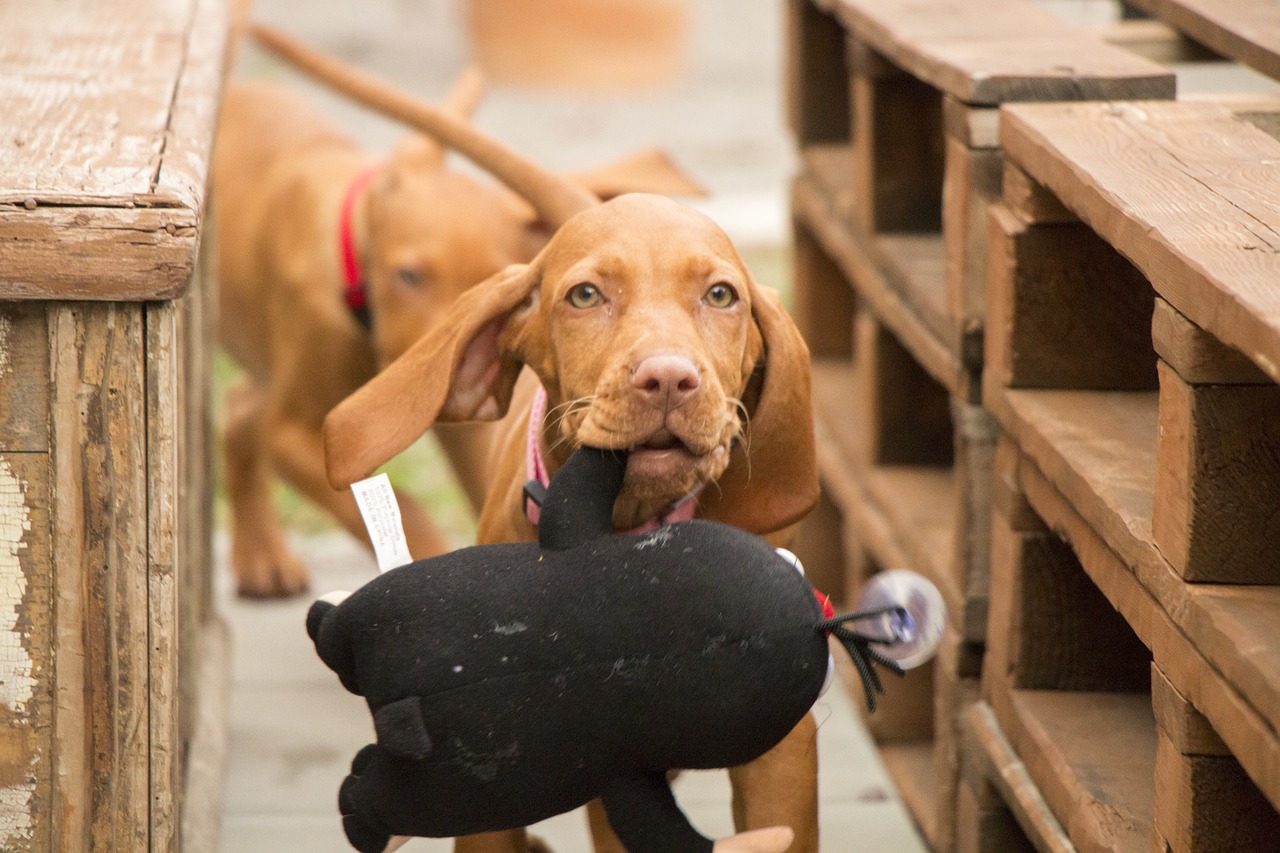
[585,798,629,853]
[225,379,310,597]
[729,713,818,853]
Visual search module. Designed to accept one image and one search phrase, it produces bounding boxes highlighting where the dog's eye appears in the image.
[566,283,603,309]
[397,268,423,287]
[704,283,738,309]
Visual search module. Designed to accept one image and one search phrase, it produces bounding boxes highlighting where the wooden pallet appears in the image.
[785,3,1173,848]
[980,97,1280,849]
[787,0,1172,392]
[1122,0,1280,81]
[960,702,1072,853]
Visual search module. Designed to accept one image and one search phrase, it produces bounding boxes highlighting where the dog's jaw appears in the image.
[554,401,740,529]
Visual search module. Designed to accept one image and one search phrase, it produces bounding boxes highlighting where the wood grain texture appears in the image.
[1000,100,1280,385]
[0,0,195,205]
[875,232,951,353]
[50,304,150,852]
[1151,667,1227,758]
[1151,299,1269,386]
[179,620,230,853]
[827,0,1173,105]
[996,499,1150,694]
[1153,360,1280,583]
[951,401,996,629]
[0,206,198,301]
[984,204,1157,392]
[0,0,230,301]
[934,628,983,853]
[1153,734,1280,853]
[943,138,1003,369]
[154,0,232,214]
[964,702,1075,853]
[1123,0,1280,81]
[850,50,945,233]
[1002,162,1076,226]
[0,304,49,453]
[147,300,183,853]
[993,417,1280,809]
[999,689,1155,853]
[793,168,963,395]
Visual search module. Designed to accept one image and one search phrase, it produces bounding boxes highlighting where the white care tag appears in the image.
[351,473,413,573]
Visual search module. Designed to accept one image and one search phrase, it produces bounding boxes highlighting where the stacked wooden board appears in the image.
[976,97,1280,853]
[0,1,230,850]
[789,0,1280,849]
[784,1,1174,849]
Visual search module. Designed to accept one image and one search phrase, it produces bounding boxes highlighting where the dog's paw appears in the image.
[232,538,310,598]
[713,827,795,853]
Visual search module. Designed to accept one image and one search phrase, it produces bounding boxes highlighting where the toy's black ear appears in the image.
[538,447,629,550]
[373,697,433,761]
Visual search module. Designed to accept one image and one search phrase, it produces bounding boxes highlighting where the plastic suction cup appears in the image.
[852,569,946,670]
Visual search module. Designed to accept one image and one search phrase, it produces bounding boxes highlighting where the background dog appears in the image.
[214,26,703,597]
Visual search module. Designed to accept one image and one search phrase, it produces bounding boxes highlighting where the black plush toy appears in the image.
[308,447,906,853]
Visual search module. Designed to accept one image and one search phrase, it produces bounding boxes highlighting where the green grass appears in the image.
[211,241,792,547]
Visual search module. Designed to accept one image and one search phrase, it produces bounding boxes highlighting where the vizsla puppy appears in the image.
[325,195,821,852]
[214,25,702,596]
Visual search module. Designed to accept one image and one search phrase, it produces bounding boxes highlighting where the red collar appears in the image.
[339,164,381,326]
[523,384,702,534]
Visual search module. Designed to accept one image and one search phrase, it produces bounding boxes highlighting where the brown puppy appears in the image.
[214,28,703,597]
[325,194,821,853]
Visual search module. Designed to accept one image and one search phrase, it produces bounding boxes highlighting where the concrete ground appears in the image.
[216,1,927,850]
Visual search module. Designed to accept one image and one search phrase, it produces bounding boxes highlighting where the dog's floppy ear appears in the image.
[701,282,819,536]
[324,264,539,488]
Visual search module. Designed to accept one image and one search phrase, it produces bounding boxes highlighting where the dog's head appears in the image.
[326,193,817,535]
[359,136,534,365]
[351,70,704,367]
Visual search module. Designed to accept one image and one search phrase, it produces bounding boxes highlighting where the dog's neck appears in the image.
[338,164,381,329]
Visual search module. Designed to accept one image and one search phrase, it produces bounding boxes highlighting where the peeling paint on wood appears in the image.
[0,459,33,710]
[0,456,34,847]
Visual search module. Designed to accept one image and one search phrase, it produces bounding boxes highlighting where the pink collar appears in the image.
[524,384,702,535]
[338,164,382,326]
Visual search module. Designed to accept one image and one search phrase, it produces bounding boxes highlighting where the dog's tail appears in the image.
[248,23,597,230]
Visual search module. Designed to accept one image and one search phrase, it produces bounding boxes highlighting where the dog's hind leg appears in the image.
[266,416,453,563]
[225,379,310,597]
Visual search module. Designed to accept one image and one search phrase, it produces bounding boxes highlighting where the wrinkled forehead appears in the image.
[539,194,747,282]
